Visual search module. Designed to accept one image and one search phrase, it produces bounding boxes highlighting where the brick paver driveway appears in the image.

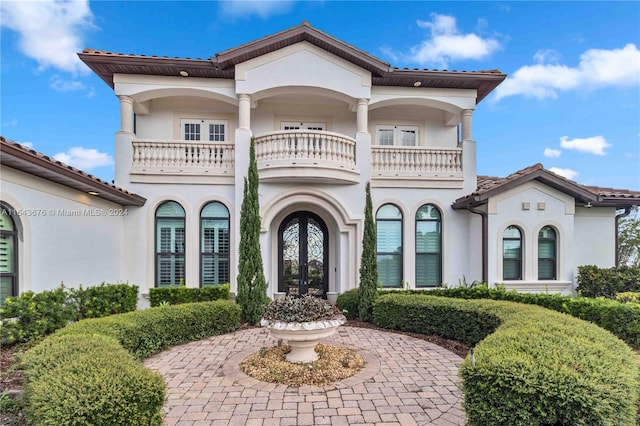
[144,326,467,425]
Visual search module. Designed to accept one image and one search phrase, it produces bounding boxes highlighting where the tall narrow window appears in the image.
[200,202,230,286]
[538,226,557,280]
[416,204,442,287]
[376,204,403,288]
[155,201,185,287]
[503,226,523,280]
[0,206,18,303]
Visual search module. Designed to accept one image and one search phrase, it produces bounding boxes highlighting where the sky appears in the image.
[1,0,639,191]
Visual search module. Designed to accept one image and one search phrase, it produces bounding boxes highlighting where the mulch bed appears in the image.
[240,344,365,386]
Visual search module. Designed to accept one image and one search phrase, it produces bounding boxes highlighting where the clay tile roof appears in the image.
[0,136,145,207]
[78,22,506,103]
[453,163,640,209]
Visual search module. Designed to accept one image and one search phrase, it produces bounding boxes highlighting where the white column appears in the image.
[356,98,369,134]
[118,96,134,134]
[461,109,473,141]
[238,94,251,130]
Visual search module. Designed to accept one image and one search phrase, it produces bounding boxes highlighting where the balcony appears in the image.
[371,146,463,188]
[130,140,235,183]
[254,130,359,184]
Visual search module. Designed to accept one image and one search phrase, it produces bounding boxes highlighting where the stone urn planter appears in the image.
[260,295,346,363]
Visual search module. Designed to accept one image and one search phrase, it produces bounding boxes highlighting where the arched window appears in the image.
[0,206,18,303]
[416,204,442,287]
[376,204,402,288]
[503,226,523,280]
[155,201,185,287]
[200,202,230,286]
[538,226,557,280]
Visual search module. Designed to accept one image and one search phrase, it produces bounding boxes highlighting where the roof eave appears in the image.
[0,140,146,207]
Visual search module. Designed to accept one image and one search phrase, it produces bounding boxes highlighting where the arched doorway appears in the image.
[278,211,328,298]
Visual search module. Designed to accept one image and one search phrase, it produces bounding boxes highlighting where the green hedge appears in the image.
[22,300,242,424]
[56,300,241,359]
[616,291,640,303]
[22,334,164,426]
[577,265,640,298]
[75,282,138,318]
[373,294,640,425]
[0,283,138,345]
[149,284,230,307]
[383,287,640,349]
[336,288,359,320]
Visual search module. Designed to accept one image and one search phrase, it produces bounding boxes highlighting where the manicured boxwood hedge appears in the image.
[336,288,360,320]
[373,294,640,426]
[22,334,165,426]
[380,287,640,349]
[22,300,242,424]
[148,283,230,307]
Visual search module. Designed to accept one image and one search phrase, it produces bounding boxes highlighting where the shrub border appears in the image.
[22,300,242,425]
[372,293,640,425]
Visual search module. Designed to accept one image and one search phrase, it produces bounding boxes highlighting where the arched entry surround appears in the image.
[261,188,362,300]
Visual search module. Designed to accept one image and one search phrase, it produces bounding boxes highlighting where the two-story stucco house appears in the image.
[1,23,639,304]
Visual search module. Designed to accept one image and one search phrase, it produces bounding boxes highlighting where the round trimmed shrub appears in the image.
[336,288,359,320]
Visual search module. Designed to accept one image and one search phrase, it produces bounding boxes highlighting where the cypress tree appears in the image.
[236,138,269,324]
[358,182,378,321]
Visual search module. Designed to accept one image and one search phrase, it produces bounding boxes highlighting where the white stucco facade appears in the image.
[1,23,637,302]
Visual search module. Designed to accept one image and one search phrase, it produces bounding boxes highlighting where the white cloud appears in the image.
[560,135,611,155]
[50,76,86,92]
[219,1,294,19]
[544,148,562,158]
[549,167,578,180]
[533,49,560,64]
[494,44,640,101]
[53,147,113,171]
[0,0,95,74]
[407,14,501,68]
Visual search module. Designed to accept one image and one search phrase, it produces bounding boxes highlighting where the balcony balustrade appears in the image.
[131,140,235,173]
[371,146,463,187]
[128,135,464,187]
[254,130,359,183]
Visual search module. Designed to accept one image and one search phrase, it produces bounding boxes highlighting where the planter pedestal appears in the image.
[261,318,345,363]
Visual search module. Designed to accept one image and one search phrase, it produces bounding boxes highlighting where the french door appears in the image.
[278,212,328,298]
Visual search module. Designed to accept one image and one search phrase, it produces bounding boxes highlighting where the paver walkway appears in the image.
[144,326,467,426]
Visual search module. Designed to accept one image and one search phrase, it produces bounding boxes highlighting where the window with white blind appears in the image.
[503,226,523,280]
[538,226,557,280]
[376,204,403,288]
[0,206,17,304]
[200,202,230,287]
[416,204,442,287]
[280,121,327,131]
[181,119,228,141]
[155,201,186,287]
[375,125,419,146]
